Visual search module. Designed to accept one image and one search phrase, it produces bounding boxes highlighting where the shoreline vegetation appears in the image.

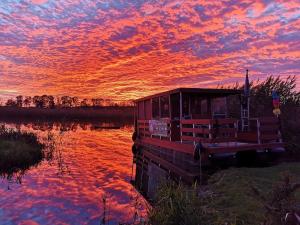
[0,126,44,181]
[0,106,134,121]
[126,163,300,225]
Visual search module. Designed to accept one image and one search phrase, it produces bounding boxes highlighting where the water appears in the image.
[0,120,147,225]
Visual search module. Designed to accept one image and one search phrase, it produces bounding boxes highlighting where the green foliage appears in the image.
[208,163,300,225]
[250,76,300,117]
[147,180,215,225]
[145,163,300,225]
[249,76,300,152]
[252,173,300,225]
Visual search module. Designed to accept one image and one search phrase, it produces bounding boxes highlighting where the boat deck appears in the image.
[137,137,284,156]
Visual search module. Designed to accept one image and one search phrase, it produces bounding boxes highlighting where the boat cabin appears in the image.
[133,87,284,183]
[135,88,243,142]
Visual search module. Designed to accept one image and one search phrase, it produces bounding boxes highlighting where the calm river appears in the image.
[0,120,147,225]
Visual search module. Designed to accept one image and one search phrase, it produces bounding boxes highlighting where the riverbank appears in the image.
[148,162,300,225]
[0,128,44,178]
[0,106,134,121]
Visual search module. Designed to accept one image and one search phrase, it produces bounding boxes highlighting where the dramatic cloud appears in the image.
[0,0,299,101]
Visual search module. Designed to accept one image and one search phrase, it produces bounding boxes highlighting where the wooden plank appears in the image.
[259,125,279,132]
[137,137,284,157]
[213,128,236,133]
[211,137,237,143]
[181,135,210,142]
[181,135,237,143]
[260,133,279,141]
[139,130,151,135]
[181,119,211,125]
[181,127,210,134]
[137,120,149,124]
[237,132,258,142]
[137,137,194,154]
[212,119,238,125]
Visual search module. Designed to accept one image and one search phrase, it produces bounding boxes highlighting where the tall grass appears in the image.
[146,180,216,225]
[142,163,300,225]
[0,126,44,182]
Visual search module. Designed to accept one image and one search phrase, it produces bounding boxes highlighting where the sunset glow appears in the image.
[0,0,299,101]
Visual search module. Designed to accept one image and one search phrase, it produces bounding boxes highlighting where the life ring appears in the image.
[194,142,204,161]
[132,131,137,141]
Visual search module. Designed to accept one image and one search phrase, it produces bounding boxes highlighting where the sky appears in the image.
[0,0,299,101]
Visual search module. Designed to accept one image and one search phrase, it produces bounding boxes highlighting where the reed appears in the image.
[0,126,44,181]
[138,163,300,225]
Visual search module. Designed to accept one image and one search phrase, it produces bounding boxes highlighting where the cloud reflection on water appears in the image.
[0,122,145,224]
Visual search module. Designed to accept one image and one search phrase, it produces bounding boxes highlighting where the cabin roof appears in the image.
[135,88,242,102]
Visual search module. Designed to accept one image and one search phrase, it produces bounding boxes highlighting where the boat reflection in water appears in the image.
[134,152,168,200]
[132,146,199,200]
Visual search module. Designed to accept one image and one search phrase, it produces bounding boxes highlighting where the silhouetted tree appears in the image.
[80,98,89,107]
[6,99,17,106]
[16,95,23,107]
[91,98,103,107]
[72,97,79,107]
[33,96,43,108]
[56,97,61,108]
[104,99,111,106]
[23,96,32,107]
[61,96,73,107]
[48,95,55,108]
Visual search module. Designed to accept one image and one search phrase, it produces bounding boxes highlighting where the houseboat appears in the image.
[132,73,284,184]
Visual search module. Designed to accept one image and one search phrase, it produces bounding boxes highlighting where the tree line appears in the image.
[3,95,134,108]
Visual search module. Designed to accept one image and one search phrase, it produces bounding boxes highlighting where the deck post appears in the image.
[169,95,172,141]
[144,120,146,137]
[208,121,212,140]
[234,120,238,146]
[150,98,153,138]
[158,96,161,119]
[192,123,195,145]
[180,91,183,143]
[257,119,261,144]
[278,130,282,143]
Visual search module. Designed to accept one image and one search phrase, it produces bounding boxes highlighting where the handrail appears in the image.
[180,118,238,144]
[248,117,280,144]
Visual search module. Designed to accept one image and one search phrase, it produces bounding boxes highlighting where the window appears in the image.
[201,99,208,115]
[182,94,190,118]
[211,97,226,117]
[160,95,169,118]
[152,97,159,119]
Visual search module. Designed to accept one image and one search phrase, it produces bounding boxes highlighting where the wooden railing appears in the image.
[254,117,281,143]
[137,120,150,137]
[238,117,281,144]
[137,119,171,140]
[137,117,281,145]
[180,119,238,144]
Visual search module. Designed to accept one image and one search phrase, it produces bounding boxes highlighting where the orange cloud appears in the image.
[0,0,299,101]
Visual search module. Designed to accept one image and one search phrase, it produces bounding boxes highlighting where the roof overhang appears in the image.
[134,88,242,102]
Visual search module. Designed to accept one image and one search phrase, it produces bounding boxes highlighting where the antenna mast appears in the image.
[241,69,250,131]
